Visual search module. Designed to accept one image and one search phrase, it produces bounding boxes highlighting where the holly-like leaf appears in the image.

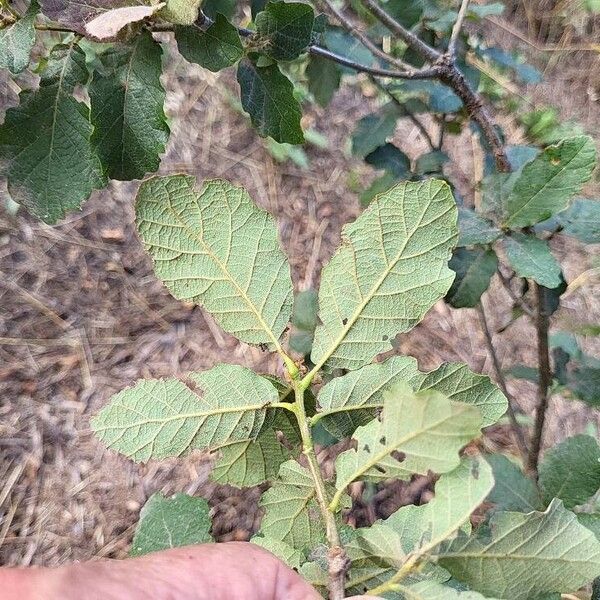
[130,493,212,556]
[502,233,562,288]
[259,460,327,549]
[250,536,304,568]
[237,59,304,144]
[457,208,502,247]
[91,364,279,462]
[306,54,341,107]
[175,13,243,72]
[539,435,600,509]
[333,384,481,498]
[503,136,596,228]
[0,0,38,74]
[311,179,458,372]
[0,42,105,223]
[446,247,498,308]
[365,143,411,178]
[135,176,293,348]
[439,500,600,600]
[351,106,399,158]
[84,4,164,40]
[486,454,542,512]
[555,198,600,244]
[255,1,314,61]
[89,32,169,180]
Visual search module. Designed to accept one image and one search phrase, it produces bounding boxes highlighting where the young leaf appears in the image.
[135,176,293,349]
[311,180,458,372]
[250,536,304,568]
[439,499,600,600]
[91,364,279,462]
[259,460,327,549]
[486,454,542,512]
[351,106,399,158]
[130,493,212,556]
[503,136,596,228]
[0,42,105,223]
[237,59,304,144]
[84,4,165,40]
[306,54,341,107]
[175,14,243,72]
[555,198,600,244]
[89,32,169,180]
[334,384,481,495]
[502,233,562,288]
[457,208,501,247]
[255,1,315,61]
[538,434,600,509]
[0,0,38,74]
[446,247,498,308]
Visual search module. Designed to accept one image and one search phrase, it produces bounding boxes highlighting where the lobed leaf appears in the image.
[502,233,562,288]
[175,13,243,72]
[89,32,169,180]
[503,136,596,228]
[446,248,498,308]
[130,493,212,556]
[91,364,279,462]
[311,180,458,372]
[439,499,600,599]
[0,0,38,74]
[237,59,304,144]
[539,434,600,509]
[0,42,105,223]
[334,384,481,493]
[135,176,293,348]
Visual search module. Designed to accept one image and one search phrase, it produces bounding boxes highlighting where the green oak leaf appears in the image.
[255,1,314,61]
[555,198,600,244]
[250,536,304,568]
[0,0,38,73]
[135,176,293,349]
[306,54,341,107]
[89,32,169,181]
[457,208,502,247]
[446,247,498,308]
[333,384,481,497]
[130,493,212,556]
[175,13,243,72]
[258,460,327,550]
[503,136,596,228]
[311,179,458,372]
[486,454,542,512]
[237,58,304,144]
[0,42,105,223]
[439,499,600,600]
[502,233,562,288]
[539,434,600,509]
[91,364,279,462]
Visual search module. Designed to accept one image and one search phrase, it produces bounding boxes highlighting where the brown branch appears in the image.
[448,0,470,57]
[497,270,535,317]
[527,283,552,477]
[476,302,530,462]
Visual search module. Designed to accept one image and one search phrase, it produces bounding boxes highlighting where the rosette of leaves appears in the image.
[88,175,600,599]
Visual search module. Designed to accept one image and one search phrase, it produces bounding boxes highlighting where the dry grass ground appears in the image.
[1,12,600,567]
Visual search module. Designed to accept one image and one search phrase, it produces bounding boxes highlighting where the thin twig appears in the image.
[497,270,535,317]
[448,0,470,57]
[476,302,529,462]
[527,283,552,477]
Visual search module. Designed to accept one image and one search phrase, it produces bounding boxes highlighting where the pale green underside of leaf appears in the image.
[0,0,37,73]
[250,536,304,568]
[439,499,600,599]
[504,136,596,228]
[91,364,278,462]
[89,32,169,181]
[502,233,562,288]
[486,454,542,512]
[0,42,105,223]
[130,492,212,556]
[258,460,328,550]
[316,357,506,442]
[135,175,293,348]
[538,434,600,509]
[334,385,482,491]
[311,180,458,372]
[400,581,500,600]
